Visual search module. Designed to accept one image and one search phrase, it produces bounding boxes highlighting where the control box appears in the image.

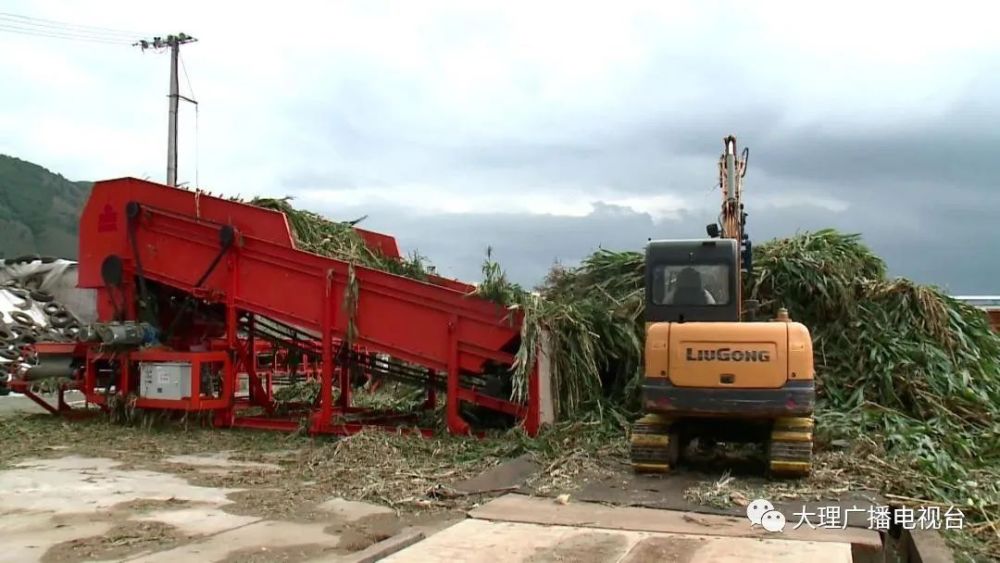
[139,362,191,400]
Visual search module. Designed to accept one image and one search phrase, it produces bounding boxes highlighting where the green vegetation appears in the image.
[751,230,1000,558]
[0,155,91,259]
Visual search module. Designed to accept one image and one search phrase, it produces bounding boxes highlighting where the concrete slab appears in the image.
[0,511,57,535]
[0,456,268,562]
[125,520,343,562]
[162,452,283,472]
[0,512,114,563]
[381,519,853,563]
[383,519,635,563]
[318,497,395,522]
[0,456,255,563]
[0,453,459,562]
[131,507,261,536]
[0,456,241,514]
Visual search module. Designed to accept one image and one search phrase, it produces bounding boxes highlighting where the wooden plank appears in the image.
[451,455,539,495]
[622,532,853,563]
[343,531,425,563]
[382,519,853,563]
[382,519,640,562]
[902,528,955,563]
[468,494,882,553]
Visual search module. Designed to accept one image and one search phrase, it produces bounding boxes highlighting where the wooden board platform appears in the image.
[382,519,854,563]
[467,493,883,554]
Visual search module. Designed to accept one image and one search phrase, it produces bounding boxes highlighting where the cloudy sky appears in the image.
[2,1,998,294]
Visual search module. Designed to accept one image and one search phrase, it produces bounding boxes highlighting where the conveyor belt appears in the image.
[242,314,495,393]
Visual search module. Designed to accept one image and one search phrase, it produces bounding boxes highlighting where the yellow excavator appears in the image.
[629,135,815,478]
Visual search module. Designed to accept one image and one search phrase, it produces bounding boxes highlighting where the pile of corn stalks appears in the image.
[749,230,1000,552]
[475,248,646,419]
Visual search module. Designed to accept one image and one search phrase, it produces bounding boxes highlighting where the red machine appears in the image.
[19,178,540,436]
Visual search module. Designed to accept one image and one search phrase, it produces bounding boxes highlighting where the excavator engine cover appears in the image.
[642,320,814,417]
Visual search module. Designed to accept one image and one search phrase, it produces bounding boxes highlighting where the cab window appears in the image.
[651,264,730,306]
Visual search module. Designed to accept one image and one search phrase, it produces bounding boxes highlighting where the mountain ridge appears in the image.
[0,155,92,260]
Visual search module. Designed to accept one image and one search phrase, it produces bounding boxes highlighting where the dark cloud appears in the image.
[752,123,1000,191]
[281,61,1000,298]
[310,193,998,295]
[226,20,998,297]
[294,72,999,209]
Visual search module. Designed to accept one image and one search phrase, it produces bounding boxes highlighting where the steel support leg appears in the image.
[424,368,437,410]
[525,359,541,436]
[314,269,335,434]
[445,315,469,435]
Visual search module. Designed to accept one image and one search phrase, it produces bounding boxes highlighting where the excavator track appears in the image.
[767,416,813,477]
[629,413,679,474]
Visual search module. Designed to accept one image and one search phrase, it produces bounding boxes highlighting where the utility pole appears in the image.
[134,33,197,187]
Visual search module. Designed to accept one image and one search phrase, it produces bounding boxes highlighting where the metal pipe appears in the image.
[725,137,737,200]
[23,359,75,381]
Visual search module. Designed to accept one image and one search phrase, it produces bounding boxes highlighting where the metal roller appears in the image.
[23,360,76,381]
[81,321,159,347]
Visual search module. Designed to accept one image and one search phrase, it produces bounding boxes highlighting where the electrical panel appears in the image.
[139,362,191,400]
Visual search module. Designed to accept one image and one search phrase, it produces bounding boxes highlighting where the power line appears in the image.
[0,18,135,42]
[0,11,152,45]
[179,51,200,189]
[179,51,197,100]
[194,103,201,190]
[0,23,132,45]
[0,11,151,39]
[0,17,137,40]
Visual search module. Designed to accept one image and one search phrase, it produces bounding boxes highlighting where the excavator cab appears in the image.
[646,239,739,322]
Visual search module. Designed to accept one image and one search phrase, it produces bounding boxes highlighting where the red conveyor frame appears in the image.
[76,178,540,436]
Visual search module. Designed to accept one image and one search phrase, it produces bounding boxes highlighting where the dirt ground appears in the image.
[1,397,475,562]
[0,395,968,562]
